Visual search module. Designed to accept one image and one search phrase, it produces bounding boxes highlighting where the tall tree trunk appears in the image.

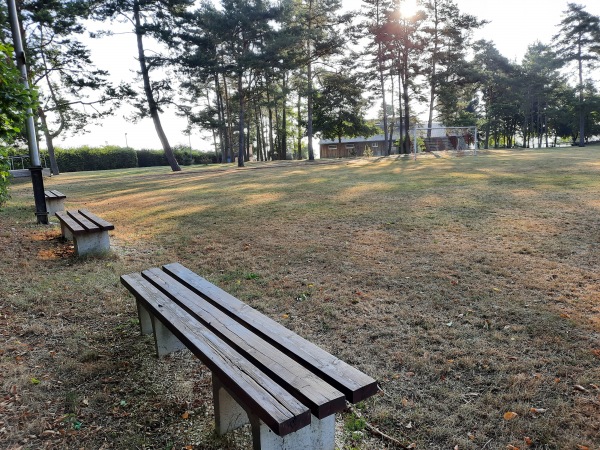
[306,0,315,160]
[577,39,585,147]
[237,72,245,167]
[397,70,404,153]
[389,71,395,154]
[265,78,276,159]
[297,92,302,159]
[307,59,314,160]
[38,107,59,175]
[427,1,439,139]
[214,74,226,162]
[222,73,234,163]
[402,76,410,153]
[282,72,288,160]
[133,0,180,171]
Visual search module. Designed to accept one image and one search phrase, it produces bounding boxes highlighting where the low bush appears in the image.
[31,146,219,173]
[46,146,138,172]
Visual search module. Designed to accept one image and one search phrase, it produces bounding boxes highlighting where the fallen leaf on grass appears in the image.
[576,446,590,450]
[529,407,546,418]
[503,411,518,421]
[574,385,589,393]
[181,411,190,419]
[507,445,520,450]
[524,437,533,446]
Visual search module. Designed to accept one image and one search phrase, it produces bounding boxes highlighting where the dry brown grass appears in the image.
[1,149,599,450]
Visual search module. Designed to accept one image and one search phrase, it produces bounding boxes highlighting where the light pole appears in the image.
[7,0,48,224]
[125,133,128,148]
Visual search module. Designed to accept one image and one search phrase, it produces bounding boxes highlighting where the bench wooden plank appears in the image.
[55,210,85,234]
[142,268,346,419]
[67,210,100,233]
[79,209,114,230]
[121,273,311,436]
[162,263,378,403]
[45,190,66,199]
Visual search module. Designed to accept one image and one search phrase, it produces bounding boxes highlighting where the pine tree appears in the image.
[93,0,196,171]
[553,3,600,147]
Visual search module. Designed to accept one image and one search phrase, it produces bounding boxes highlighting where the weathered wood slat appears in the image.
[67,210,100,233]
[121,273,311,436]
[162,263,378,403]
[45,189,66,199]
[79,209,114,230]
[55,210,85,234]
[142,268,346,419]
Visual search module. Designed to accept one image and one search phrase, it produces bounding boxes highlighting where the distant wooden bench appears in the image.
[44,190,66,215]
[121,263,378,450]
[55,209,114,256]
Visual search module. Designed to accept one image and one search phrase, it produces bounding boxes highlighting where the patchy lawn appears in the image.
[1,149,599,450]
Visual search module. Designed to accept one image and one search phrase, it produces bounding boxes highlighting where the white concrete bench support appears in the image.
[120,264,378,450]
[73,229,110,256]
[55,209,114,256]
[213,374,336,450]
[151,315,186,357]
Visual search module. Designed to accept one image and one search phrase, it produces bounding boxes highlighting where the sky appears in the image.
[51,0,600,152]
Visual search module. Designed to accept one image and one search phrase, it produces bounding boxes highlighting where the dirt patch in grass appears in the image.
[1,150,599,449]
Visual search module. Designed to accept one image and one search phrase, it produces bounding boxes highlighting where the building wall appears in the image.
[321,141,387,158]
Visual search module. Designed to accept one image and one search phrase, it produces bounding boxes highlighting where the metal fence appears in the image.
[8,154,49,170]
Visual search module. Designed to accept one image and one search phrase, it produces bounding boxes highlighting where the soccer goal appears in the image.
[412,126,478,159]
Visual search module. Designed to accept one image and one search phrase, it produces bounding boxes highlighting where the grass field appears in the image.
[1,149,599,450]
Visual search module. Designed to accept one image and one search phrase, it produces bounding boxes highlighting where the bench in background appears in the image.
[44,190,66,215]
[121,263,378,450]
[55,209,114,256]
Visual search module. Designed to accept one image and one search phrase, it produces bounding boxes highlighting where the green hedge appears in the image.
[32,145,219,173]
[44,146,138,172]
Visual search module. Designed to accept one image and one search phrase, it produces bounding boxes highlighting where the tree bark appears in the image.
[426,1,439,139]
[306,0,315,160]
[37,107,60,175]
[133,0,180,171]
[577,37,585,147]
[282,72,288,160]
[237,72,245,167]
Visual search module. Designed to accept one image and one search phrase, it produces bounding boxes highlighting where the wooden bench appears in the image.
[55,209,114,256]
[44,190,66,215]
[121,263,378,450]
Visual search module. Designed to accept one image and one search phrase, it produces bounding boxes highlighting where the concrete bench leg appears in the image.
[137,300,153,335]
[73,230,110,256]
[46,198,65,215]
[249,413,335,450]
[60,222,73,240]
[151,315,186,357]
[212,375,335,450]
[213,374,250,434]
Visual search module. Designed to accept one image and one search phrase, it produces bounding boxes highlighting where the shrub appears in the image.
[48,146,138,173]
[0,147,10,207]
[136,149,167,167]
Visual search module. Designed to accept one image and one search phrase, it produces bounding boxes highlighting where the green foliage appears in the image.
[344,413,367,432]
[45,146,138,172]
[136,149,167,167]
[313,71,379,142]
[0,43,37,145]
[137,148,217,167]
[0,148,10,207]
[62,145,214,172]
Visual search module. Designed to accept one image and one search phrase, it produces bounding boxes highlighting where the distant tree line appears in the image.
[1,0,599,180]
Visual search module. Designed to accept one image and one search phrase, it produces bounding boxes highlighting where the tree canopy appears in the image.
[2,0,600,168]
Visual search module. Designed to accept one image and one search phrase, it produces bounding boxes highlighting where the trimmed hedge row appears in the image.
[36,145,218,173]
